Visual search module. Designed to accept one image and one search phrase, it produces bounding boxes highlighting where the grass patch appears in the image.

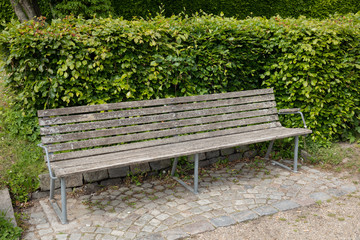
[306,141,360,173]
[0,64,45,204]
[0,132,45,204]
[0,211,22,240]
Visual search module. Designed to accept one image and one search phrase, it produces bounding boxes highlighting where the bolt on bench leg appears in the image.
[171,154,199,194]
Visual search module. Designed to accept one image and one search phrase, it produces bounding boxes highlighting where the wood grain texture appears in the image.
[46,115,279,152]
[41,108,278,144]
[49,122,282,161]
[39,94,275,126]
[38,88,274,117]
[53,127,312,177]
[40,101,277,135]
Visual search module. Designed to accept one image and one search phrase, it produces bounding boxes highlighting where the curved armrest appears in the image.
[38,143,58,180]
[278,108,307,129]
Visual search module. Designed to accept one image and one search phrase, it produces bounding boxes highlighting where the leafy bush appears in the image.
[53,0,114,19]
[0,211,22,240]
[112,0,360,19]
[0,13,359,144]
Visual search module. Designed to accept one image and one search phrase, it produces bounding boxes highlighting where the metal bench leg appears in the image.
[264,140,275,160]
[171,157,178,176]
[171,154,200,194]
[60,178,68,224]
[49,177,55,200]
[194,154,199,194]
[271,136,299,173]
[293,136,299,173]
[49,177,68,224]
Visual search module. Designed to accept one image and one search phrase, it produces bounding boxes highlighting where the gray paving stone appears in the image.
[243,150,257,159]
[210,215,236,227]
[252,205,278,216]
[39,173,83,191]
[327,188,347,197]
[149,160,172,171]
[206,150,220,159]
[181,220,215,235]
[102,236,118,240]
[231,210,258,222]
[340,184,357,194]
[81,233,96,240]
[162,228,189,240]
[84,170,108,183]
[0,188,17,226]
[69,233,82,240]
[136,233,164,240]
[56,234,69,240]
[100,178,122,186]
[39,228,53,236]
[221,147,235,156]
[272,200,300,211]
[130,163,151,174]
[95,227,112,234]
[309,192,332,202]
[228,153,243,162]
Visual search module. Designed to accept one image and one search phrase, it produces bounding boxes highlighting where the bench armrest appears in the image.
[38,143,58,180]
[278,108,301,114]
[278,108,307,129]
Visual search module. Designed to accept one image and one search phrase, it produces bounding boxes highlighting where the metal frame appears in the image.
[264,110,307,173]
[170,154,199,194]
[38,144,68,224]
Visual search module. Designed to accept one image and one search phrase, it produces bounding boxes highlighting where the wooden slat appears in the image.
[49,122,282,161]
[52,127,312,177]
[47,115,279,152]
[42,108,278,144]
[38,88,274,117]
[38,94,275,126]
[53,126,290,169]
[40,101,277,135]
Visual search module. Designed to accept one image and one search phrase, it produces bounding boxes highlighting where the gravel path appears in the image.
[191,181,360,240]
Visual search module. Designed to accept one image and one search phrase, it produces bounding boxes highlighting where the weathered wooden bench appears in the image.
[37,88,311,224]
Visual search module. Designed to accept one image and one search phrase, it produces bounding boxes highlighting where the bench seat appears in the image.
[53,127,311,177]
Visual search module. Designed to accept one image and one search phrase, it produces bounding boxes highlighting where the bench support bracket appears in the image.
[171,154,199,194]
[265,136,299,173]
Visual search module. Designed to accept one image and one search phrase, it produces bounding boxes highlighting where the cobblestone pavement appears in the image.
[22,162,358,240]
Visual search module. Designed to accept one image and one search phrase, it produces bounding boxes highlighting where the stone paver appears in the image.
[252,205,278,216]
[272,200,300,211]
[210,216,237,227]
[22,163,358,240]
[309,192,332,202]
[231,210,258,223]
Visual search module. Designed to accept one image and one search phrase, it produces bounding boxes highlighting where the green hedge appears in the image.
[0,0,14,26]
[111,0,360,19]
[1,0,360,24]
[0,13,359,143]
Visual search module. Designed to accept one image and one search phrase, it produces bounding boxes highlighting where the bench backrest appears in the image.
[38,88,281,162]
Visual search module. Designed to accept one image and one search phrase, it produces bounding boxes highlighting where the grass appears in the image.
[0,62,46,205]
[0,211,22,240]
[306,141,360,173]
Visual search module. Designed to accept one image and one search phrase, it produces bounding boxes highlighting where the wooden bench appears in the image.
[37,88,311,224]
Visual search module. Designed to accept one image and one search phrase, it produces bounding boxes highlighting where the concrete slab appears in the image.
[0,188,17,226]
